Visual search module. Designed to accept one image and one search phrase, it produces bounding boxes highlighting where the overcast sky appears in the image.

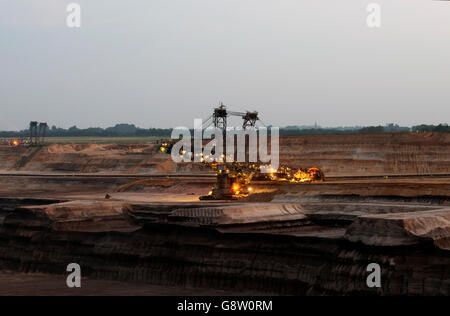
[1,0,450,130]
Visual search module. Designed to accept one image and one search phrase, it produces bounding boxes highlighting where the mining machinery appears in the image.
[199,103,325,200]
[29,121,48,146]
[157,103,263,154]
[200,162,261,200]
[204,102,263,131]
[1,138,26,147]
[159,103,325,200]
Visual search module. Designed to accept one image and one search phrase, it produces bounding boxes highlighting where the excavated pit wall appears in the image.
[1,133,449,176]
[0,198,449,295]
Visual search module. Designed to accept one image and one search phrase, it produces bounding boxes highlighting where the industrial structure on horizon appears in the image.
[159,103,325,200]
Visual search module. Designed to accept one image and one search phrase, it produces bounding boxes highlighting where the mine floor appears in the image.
[0,171,449,295]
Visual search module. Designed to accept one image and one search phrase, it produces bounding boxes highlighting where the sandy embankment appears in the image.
[0,133,449,176]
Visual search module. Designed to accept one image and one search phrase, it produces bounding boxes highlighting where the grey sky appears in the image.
[1,0,450,130]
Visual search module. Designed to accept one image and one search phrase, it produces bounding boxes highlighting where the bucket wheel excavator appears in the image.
[159,103,325,200]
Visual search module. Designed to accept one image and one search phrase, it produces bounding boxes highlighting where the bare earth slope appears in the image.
[279,133,450,176]
[1,133,449,176]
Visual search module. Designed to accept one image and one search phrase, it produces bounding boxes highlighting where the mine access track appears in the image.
[0,173,450,181]
[0,173,214,179]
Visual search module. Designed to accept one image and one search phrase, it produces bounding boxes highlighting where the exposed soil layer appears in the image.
[0,134,449,295]
[279,133,450,176]
[1,192,450,296]
[1,133,449,176]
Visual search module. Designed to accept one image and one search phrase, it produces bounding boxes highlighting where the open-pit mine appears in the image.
[0,132,450,295]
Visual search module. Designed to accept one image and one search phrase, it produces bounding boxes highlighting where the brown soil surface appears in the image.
[0,271,257,296]
[1,133,450,296]
[1,133,449,176]
[279,133,450,176]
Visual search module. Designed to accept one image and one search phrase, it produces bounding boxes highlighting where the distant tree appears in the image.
[0,123,448,138]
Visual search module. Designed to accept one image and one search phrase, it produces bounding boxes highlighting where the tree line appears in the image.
[0,123,449,138]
